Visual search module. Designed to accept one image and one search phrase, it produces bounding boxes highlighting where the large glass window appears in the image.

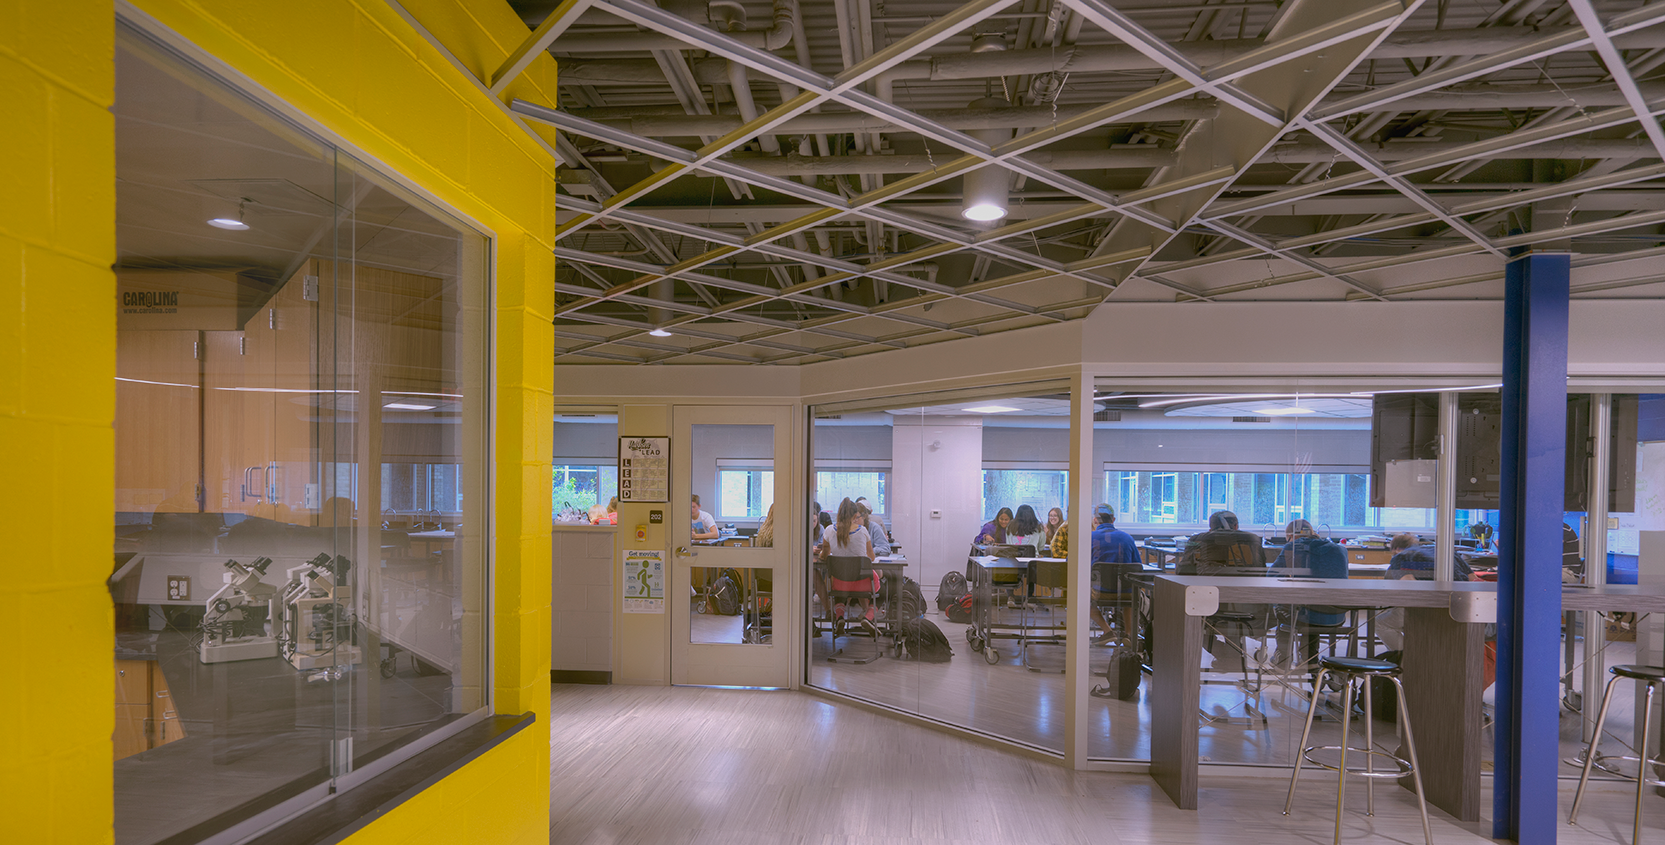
[109,28,488,845]
[815,469,889,516]
[717,466,775,519]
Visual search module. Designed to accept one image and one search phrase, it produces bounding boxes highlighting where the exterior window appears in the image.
[718,468,774,519]
[981,469,1069,520]
[816,470,887,515]
[552,463,619,514]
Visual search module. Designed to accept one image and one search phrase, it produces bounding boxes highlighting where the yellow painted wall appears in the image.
[3,0,558,840]
[0,1,118,841]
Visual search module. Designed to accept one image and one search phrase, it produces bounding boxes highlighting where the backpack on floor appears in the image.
[894,577,926,620]
[1091,647,1142,701]
[943,592,974,624]
[936,571,969,612]
[898,617,954,662]
[709,569,741,616]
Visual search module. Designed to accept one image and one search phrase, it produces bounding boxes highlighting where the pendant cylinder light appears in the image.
[961,97,1014,222]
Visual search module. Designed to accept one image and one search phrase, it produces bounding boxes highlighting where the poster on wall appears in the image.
[618,436,670,503]
[622,549,665,614]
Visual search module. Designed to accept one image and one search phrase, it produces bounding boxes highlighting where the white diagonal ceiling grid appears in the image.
[486,0,1665,363]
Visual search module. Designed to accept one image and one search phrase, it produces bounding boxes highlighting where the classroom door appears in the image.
[670,405,796,688]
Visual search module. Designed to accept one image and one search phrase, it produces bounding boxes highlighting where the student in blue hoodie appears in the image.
[1271,519,1349,625]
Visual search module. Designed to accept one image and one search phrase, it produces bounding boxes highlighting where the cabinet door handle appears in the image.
[155,690,169,699]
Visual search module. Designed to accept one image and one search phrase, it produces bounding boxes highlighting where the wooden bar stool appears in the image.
[1569,664,1665,844]
[1283,655,1432,845]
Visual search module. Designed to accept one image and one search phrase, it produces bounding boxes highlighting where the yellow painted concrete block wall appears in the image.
[0,1,118,842]
[119,1,558,842]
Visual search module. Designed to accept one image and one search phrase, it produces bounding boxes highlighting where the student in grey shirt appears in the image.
[858,502,890,557]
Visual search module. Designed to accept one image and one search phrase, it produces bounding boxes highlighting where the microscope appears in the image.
[279,553,362,671]
[199,556,280,664]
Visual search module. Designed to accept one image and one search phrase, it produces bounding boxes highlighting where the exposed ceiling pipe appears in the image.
[708,137,1664,176]
[726,60,781,155]
[562,100,1218,136]
[558,82,1665,139]
[553,0,796,53]
[558,25,1665,83]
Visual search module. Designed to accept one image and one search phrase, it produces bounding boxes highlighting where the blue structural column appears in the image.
[1493,251,1570,843]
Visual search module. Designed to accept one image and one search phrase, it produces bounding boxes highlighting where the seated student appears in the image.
[815,498,876,632]
[1383,532,1474,581]
[974,507,1013,547]
[1051,520,1071,559]
[1005,504,1044,550]
[755,503,775,548]
[1089,504,1140,645]
[691,494,720,540]
[590,496,619,525]
[1272,518,1349,625]
[856,502,890,557]
[1043,507,1065,552]
[1177,510,1267,574]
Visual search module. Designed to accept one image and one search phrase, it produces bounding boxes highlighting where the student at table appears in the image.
[1006,504,1044,549]
[1089,504,1140,644]
[1379,533,1495,689]
[1044,507,1065,551]
[691,494,720,541]
[1271,518,1348,625]
[589,496,619,525]
[816,498,877,632]
[1177,510,1266,574]
[755,504,775,548]
[1051,520,1071,558]
[856,502,890,557]
[974,507,1013,546]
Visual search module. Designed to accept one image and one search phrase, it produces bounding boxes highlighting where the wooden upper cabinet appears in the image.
[115,330,201,514]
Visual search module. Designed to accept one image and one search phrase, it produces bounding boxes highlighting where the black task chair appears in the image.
[825,556,880,664]
[1182,533,1273,727]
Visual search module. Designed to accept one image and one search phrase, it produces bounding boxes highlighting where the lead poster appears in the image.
[622,549,665,614]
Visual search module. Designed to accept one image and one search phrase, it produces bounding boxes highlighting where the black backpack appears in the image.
[709,569,742,616]
[936,571,969,612]
[897,578,926,620]
[898,617,953,662]
[1091,647,1142,701]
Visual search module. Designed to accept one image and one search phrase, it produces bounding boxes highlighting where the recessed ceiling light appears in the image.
[648,328,672,337]
[1254,407,1317,416]
[384,402,437,411]
[962,405,1019,413]
[207,217,249,230]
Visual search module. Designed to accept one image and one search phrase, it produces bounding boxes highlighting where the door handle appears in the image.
[675,546,696,558]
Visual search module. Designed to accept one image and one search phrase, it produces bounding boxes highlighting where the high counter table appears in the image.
[1149,574,1665,822]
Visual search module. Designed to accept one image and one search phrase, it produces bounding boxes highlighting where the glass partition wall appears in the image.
[110,27,489,845]
[807,385,1071,753]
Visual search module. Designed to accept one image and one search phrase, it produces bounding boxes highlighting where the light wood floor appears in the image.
[548,683,1661,845]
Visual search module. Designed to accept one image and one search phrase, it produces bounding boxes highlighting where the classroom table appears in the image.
[964,556,1031,662]
[1148,575,1665,822]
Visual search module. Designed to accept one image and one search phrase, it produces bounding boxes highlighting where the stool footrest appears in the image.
[1587,751,1665,787]
[1300,745,1414,778]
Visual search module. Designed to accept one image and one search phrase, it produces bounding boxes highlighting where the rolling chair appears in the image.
[824,555,880,664]
[742,568,772,644]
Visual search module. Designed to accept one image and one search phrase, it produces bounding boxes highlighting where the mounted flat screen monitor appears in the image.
[1371,393,1638,511]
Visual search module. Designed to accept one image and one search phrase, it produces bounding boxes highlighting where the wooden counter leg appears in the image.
[1152,577,1204,809]
[1400,608,1485,822]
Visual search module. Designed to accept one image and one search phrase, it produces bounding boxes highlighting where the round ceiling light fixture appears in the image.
[648,328,672,337]
[208,198,252,231]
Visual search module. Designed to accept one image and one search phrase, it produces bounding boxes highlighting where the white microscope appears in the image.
[280,553,362,671]
[199,556,280,664]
